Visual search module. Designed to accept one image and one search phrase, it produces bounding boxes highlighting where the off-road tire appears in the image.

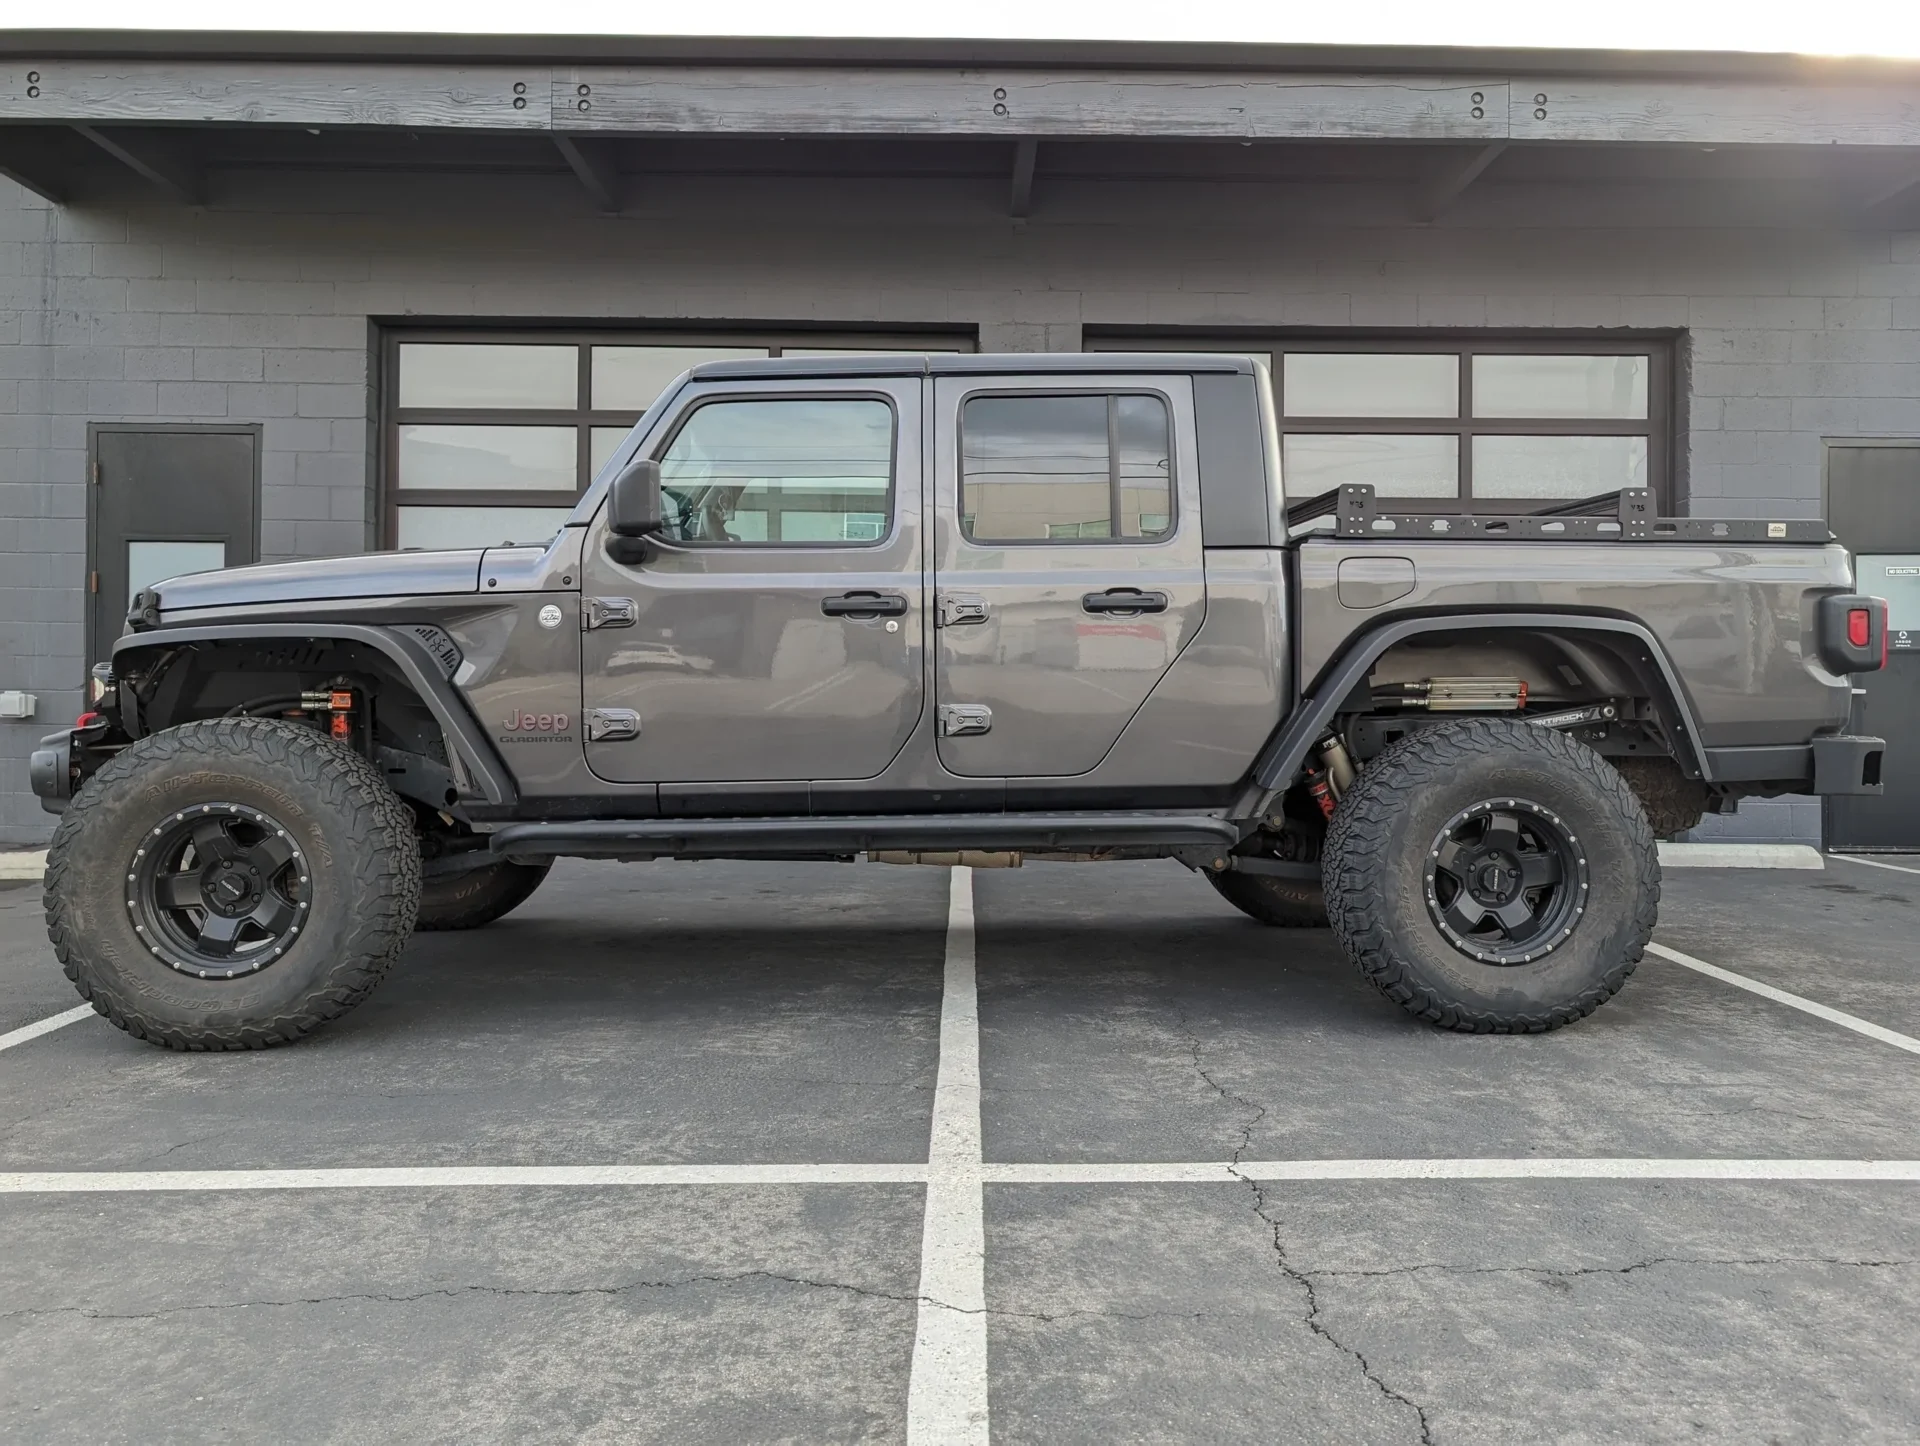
[1323,717,1659,1033]
[1613,756,1711,839]
[43,717,421,1050]
[415,859,552,931]
[1206,821,1328,927]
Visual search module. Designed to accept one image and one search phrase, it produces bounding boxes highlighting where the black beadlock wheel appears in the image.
[1323,716,1659,1033]
[43,717,421,1050]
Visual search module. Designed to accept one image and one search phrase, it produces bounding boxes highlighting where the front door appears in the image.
[90,426,259,666]
[580,379,924,785]
[1826,445,1920,851]
[930,374,1207,777]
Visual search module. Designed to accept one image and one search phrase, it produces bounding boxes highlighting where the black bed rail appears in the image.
[1318,485,1830,544]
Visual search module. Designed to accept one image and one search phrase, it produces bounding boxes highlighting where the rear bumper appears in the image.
[1702,735,1886,795]
[1811,735,1886,796]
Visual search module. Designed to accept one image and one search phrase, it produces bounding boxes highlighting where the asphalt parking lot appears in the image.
[3,850,1919,1444]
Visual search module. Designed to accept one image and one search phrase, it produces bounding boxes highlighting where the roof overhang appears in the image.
[3,30,1918,218]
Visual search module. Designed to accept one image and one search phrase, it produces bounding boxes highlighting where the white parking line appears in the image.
[1830,854,1920,879]
[905,867,989,1446]
[0,1164,928,1193]
[1647,941,1920,1056]
[6,1157,1915,1197]
[986,1159,1920,1183]
[0,1004,93,1054]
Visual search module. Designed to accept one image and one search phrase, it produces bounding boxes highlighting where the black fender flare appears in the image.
[111,622,517,807]
[1234,611,1711,820]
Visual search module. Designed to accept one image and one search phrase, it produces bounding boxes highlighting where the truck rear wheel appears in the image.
[1323,717,1658,1033]
[416,859,552,931]
[1206,821,1327,927]
[43,717,421,1050]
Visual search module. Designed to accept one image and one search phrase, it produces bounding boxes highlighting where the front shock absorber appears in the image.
[297,684,357,744]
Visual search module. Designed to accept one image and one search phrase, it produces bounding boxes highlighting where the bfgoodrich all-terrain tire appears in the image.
[1206,820,1328,928]
[1323,717,1659,1033]
[415,859,552,931]
[43,717,421,1050]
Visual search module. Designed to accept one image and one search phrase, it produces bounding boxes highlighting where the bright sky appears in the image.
[40,1,1920,62]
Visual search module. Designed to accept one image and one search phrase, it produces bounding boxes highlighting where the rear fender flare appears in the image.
[111,622,516,807]
[1235,611,1710,820]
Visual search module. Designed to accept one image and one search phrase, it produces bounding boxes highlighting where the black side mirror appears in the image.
[605,457,663,563]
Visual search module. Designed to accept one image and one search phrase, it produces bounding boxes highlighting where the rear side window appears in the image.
[657,397,895,545]
[961,393,1173,543]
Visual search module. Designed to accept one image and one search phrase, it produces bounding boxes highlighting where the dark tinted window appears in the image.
[961,394,1173,543]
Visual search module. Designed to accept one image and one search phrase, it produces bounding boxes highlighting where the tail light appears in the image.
[1817,594,1889,674]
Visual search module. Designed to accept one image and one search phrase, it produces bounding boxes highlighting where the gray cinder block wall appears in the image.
[3,169,1918,842]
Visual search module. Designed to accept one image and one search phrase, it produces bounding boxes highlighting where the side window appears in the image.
[960,393,1173,543]
[656,397,895,545]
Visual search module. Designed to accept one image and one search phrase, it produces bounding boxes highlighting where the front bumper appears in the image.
[1811,735,1886,796]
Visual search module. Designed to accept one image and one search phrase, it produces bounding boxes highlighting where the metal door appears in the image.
[1826,445,1920,850]
[89,426,259,666]
[930,374,1207,778]
[579,378,924,784]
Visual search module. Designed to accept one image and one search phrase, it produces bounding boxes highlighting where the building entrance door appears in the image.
[1826,445,1920,851]
[89,426,259,667]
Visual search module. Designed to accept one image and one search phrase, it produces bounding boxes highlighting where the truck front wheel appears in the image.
[1323,717,1658,1033]
[43,717,421,1050]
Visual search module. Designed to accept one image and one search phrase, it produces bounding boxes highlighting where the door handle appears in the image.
[822,592,909,618]
[1082,589,1169,615]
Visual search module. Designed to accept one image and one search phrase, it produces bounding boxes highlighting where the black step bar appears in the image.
[488,812,1241,861]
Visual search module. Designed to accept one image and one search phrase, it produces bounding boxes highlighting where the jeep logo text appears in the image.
[503,710,570,733]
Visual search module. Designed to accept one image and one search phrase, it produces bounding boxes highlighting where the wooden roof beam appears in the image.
[71,123,199,203]
[552,133,621,213]
[1009,138,1037,218]
[1415,140,1507,223]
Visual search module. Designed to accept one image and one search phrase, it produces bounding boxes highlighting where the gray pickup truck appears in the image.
[33,353,1890,1049]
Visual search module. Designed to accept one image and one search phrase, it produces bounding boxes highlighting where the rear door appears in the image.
[930,373,1206,777]
[579,378,924,785]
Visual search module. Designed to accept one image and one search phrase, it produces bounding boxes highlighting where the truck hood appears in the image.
[150,549,485,615]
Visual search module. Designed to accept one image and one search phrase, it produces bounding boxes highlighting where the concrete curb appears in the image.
[1657,842,1824,870]
[0,850,48,881]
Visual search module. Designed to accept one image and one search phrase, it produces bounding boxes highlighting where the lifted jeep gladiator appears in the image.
[34,353,1891,1048]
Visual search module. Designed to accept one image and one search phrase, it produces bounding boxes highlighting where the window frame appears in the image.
[645,390,902,551]
[375,325,970,548]
[1086,332,1677,514]
[956,386,1181,548]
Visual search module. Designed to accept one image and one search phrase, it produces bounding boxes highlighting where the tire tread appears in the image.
[43,717,421,1050]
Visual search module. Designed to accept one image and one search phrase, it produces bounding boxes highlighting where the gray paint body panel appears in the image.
[930,373,1207,778]
[579,375,926,786]
[1293,538,1855,750]
[152,548,485,614]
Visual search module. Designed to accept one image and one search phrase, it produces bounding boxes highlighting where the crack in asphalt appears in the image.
[0,1272,1212,1328]
[0,1271,931,1323]
[1171,1004,1435,1446]
[1310,1254,1920,1283]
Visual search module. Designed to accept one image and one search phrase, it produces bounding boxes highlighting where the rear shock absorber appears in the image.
[1305,730,1358,820]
